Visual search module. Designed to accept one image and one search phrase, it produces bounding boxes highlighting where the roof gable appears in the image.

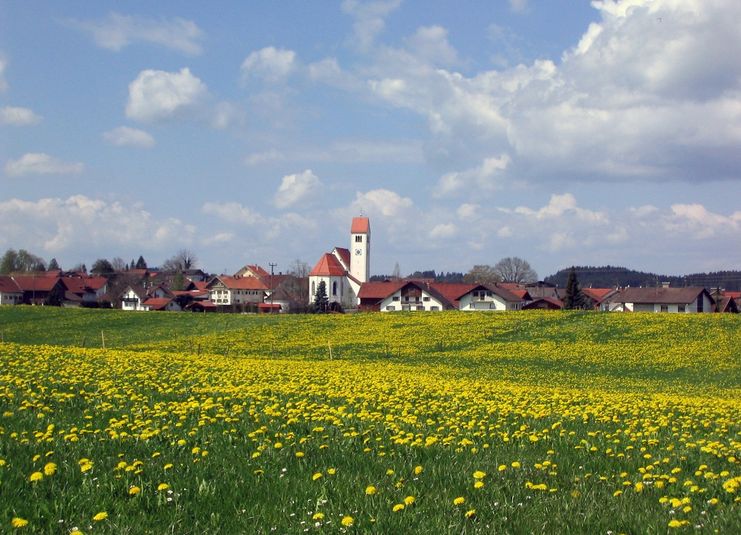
[309,254,347,277]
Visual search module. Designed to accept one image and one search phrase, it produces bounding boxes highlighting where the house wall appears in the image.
[623,295,713,313]
[121,289,145,311]
[0,292,22,305]
[379,290,444,312]
[459,292,513,311]
[309,275,355,308]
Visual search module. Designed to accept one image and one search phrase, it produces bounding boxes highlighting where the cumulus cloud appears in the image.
[405,26,459,67]
[102,126,155,148]
[202,201,265,226]
[68,12,204,55]
[349,188,413,218]
[0,106,42,126]
[0,195,194,254]
[341,0,402,50]
[241,47,297,83]
[435,155,510,197]
[663,203,741,239]
[0,55,7,91]
[429,222,457,239]
[126,68,207,122]
[274,170,321,209]
[509,0,529,13]
[5,153,84,176]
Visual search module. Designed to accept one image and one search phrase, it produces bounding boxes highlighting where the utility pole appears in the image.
[269,262,277,314]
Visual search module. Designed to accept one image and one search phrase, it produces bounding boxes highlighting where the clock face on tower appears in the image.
[355,248,362,255]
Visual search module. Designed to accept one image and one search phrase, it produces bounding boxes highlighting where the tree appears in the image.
[463,265,501,285]
[288,259,309,278]
[0,249,18,274]
[111,257,126,272]
[48,258,60,271]
[171,271,185,291]
[391,262,401,280]
[91,258,115,275]
[162,249,198,272]
[135,255,147,269]
[493,257,538,284]
[313,281,329,313]
[564,267,586,310]
[0,249,46,273]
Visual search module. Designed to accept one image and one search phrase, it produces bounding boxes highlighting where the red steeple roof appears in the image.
[351,217,370,234]
[310,253,347,276]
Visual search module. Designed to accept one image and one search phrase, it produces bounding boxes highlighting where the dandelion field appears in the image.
[1,308,739,533]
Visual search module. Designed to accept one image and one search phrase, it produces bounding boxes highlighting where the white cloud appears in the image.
[5,153,84,176]
[0,106,42,126]
[664,203,741,239]
[435,154,510,197]
[241,47,297,83]
[429,222,457,239]
[405,26,459,67]
[202,201,265,226]
[341,0,402,50]
[513,193,608,224]
[0,195,194,254]
[456,203,479,220]
[102,126,155,148]
[509,0,529,13]
[68,12,204,55]
[126,68,207,122]
[274,170,321,209]
[350,188,413,218]
[0,55,7,91]
[307,58,362,90]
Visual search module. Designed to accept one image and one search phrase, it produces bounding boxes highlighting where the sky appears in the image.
[1,0,740,279]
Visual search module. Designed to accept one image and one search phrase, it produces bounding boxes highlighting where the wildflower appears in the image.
[312,512,324,521]
[43,462,57,476]
[341,516,354,527]
[92,512,108,522]
[465,509,476,519]
[327,468,336,475]
[474,481,485,489]
[295,451,304,458]
[392,503,405,512]
[164,463,173,470]
[613,490,623,497]
[129,486,141,496]
[453,496,465,506]
[11,517,29,528]
[414,465,423,475]
[511,461,521,469]
[404,496,415,506]
[498,464,507,472]
[29,471,43,482]
[365,485,377,495]
[312,472,323,481]
[634,482,644,493]
[473,470,486,479]
[157,483,170,491]
[668,519,689,528]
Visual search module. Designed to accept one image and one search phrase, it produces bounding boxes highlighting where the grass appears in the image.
[0,306,739,533]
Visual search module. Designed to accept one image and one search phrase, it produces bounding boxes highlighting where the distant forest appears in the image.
[544,266,741,291]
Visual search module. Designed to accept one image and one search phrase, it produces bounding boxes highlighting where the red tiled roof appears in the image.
[351,217,370,234]
[722,291,741,299]
[613,287,711,305]
[430,283,478,304]
[334,248,351,269]
[258,303,282,309]
[191,281,209,291]
[142,297,174,310]
[209,276,269,291]
[309,254,347,277]
[11,276,60,292]
[524,297,564,309]
[358,281,406,299]
[61,277,86,294]
[582,288,615,302]
[84,276,108,290]
[0,276,22,293]
[247,264,270,277]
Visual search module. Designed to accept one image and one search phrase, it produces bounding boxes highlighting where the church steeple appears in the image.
[350,217,370,283]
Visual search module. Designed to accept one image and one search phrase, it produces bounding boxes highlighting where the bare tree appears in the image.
[111,257,126,272]
[162,249,198,272]
[493,257,538,284]
[463,265,501,285]
[288,259,309,278]
[391,262,401,280]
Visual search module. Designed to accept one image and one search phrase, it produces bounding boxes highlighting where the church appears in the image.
[308,217,370,309]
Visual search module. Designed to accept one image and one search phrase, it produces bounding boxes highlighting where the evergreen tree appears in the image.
[564,267,585,310]
[313,281,329,313]
[91,258,114,275]
[48,258,60,271]
[135,256,147,269]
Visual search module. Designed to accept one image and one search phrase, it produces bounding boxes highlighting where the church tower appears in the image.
[350,217,370,283]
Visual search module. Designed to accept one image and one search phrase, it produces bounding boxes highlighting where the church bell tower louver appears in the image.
[350,217,370,284]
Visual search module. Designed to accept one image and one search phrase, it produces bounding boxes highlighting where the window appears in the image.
[660,305,668,312]
[678,304,685,313]
[386,305,395,311]
[393,296,400,301]
[697,298,703,313]
[416,305,424,311]
[311,281,315,296]
[430,306,439,311]
[423,296,430,302]
[332,281,337,296]
[355,235,363,243]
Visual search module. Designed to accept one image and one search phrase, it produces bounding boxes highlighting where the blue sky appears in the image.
[1,0,740,278]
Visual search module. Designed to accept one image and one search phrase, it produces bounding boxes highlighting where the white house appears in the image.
[121,286,150,311]
[206,275,268,307]
[456,284,525,311]
[604,286,714,313]
[309,217,369,309]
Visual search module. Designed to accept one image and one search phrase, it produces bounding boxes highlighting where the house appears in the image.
[309,217,369,309]
[359,280,455,312]
[523,297,564,310]
[60,275,109,306]
[206,275,268,308]
[11,275,65,305]
[454,284,528,311]
[142,297,182,312]
[120,285,150,311]
[0,276,23,305]
[581,288,618,310]
[604,286,714,313]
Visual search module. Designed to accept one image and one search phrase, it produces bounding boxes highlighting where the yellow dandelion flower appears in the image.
[341,516,354,527]
[29,471,43,482]
[365,485,377,495]
[708,498,719,505]
[129,486,141,496]
[273,442,283,449]
[474,480,485,489]
[465,509,476,519]
[668,519,689,528]
[511,461,521,469]
[453,496,465,506]
[43,462,57,476]
[634,482,644,493]
[498,464,507,472]
[157,483,170,491]
[473,470,486,479]
[312,472,323,481]
[312,512,325,521]
[613,490,623,497]
[11,517,29,528]
[386,468,395,475]
[164,463,173,470]
[295,451,304,458]
[414,465,423,475]
[327,468,336,475]
[392,503,405,512]
[70,529,83,535]
[404,495,415,506]
[92,512,108,522]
